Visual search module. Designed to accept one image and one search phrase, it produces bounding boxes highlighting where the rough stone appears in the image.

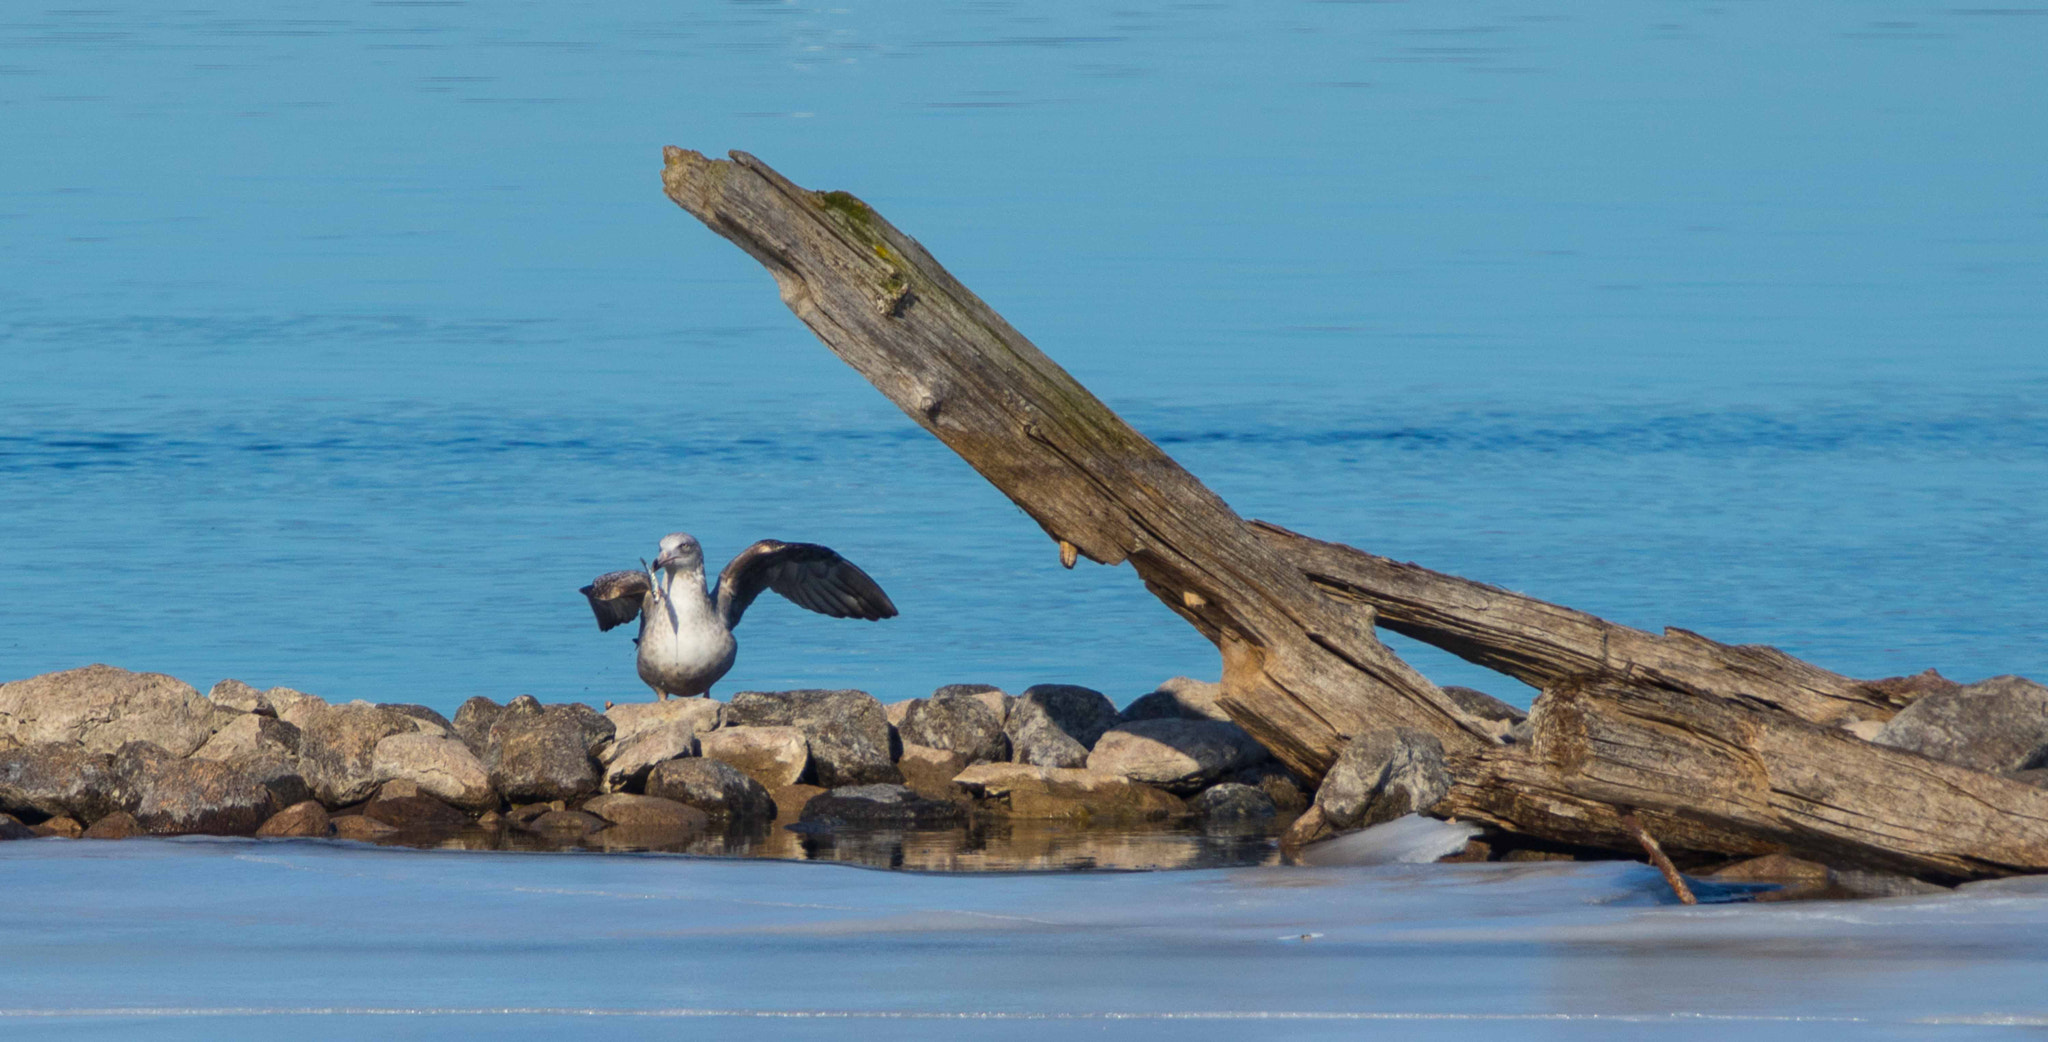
[1,813,36,840]
[896,743,972,803]
[645,757,776,822]
[1226,761,1310,814]
[191,713,302,762]
[1873,674,2048,774]
[884,700,914,728]
[452,696,503,758]
[0,743,122,822]
[605,698,725,745]
[1118,676,1231,724]
[523,809,606,836]
[1086,718,1269,793]
[1005,685,1119,768]
[379,703,454,736]
[952,763,1188,823]
[898,692,1009,765]
[0,664,232,757]
[1440,686,1527,742]
[362,793,471,832]
[596,724,698,794]
[31,815,83,838]
[128,756,274,835]
[1193,782,1278,822]
[726,689,900,786]
[297,702,416,806]
[505,800,564,825]
[207,679,273,716]
[582,792,710,833]
[81,811,141,840]
[1315,728,1451,832]
[256,800,332,837]
[227,750,313,810]
[372,732,495,809]
[932,684,1011,726]
[770,783,827,823]
[264,687,329,728]
[332,814,398,841]
[697,726,809,790]
[797,783,968,829]
[1710,853,1831,886]
[485,697,614,803]
[108,740,176,809]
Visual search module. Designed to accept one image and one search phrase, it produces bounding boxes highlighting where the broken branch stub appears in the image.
[660,146,1493,776]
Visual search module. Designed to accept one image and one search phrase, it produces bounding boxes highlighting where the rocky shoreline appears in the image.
[6,664,2042,892]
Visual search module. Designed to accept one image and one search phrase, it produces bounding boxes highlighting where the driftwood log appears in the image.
[660,147,2048,881]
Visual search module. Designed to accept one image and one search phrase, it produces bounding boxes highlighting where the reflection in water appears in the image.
[365,816,1290,872]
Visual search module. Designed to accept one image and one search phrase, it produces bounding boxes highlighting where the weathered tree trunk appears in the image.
[1254,521,1912,727]
[661,147,1493,778]
[660,147,2048,879]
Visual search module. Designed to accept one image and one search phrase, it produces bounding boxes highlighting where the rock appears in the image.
[1440,686,1527,742]
[0,664,232,757]
[1087,719,1269,793]
[1193,782,1277,822]
[523,809,605,836]
[371,732,495,810]
[1005,685,1119,767]
[1829,868,1951,899]
[1118,676,1230,723]
[1315,728,1451,832]
[452,696,503,758]
[0,813,34,840]
[797,784,968,829]
[596,727,698,794]
[769,783,827,823]
[645,758,776,822]
[81,811,141,839]
[726,690,900,786]
[1873,674,2048,773]
[362,793,470,832]
[697,726,808,790]
[31,815,83,838]
[1227,761,1310,814]
[884,700,914,728]
[952,763,1187,823]
[227,750,314,810]
[1863,668,1964,705]
[582,792,710,832]
[485,697,614,803]
[257,801,332,837]
[1710,853,1831,886]
[127,756,273,835]
[190,713,302,762]
[932,684,1011,725]
[331,814,398,841]
[605,698,725,744]
[378,779,421,799]
[0,743,122,822]
[1842,719,1887,742]
[896,744,972,803]
[264,687,329,729]
[379,703,454,736]
[298,702,421,805]
[109,739,176,802]
[898,692,1009,764]
[207,679,273,715]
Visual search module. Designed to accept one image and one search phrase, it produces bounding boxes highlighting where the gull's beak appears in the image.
[653,549,682,570]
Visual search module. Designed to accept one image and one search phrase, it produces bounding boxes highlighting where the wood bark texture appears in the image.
[660,147,1493,778]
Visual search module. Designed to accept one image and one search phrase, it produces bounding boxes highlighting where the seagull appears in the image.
[580,532,897,700]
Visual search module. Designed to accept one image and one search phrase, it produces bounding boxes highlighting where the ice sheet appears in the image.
[2,839,2044,1040]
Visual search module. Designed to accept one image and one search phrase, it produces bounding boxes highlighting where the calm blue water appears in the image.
[4,2,2046,713]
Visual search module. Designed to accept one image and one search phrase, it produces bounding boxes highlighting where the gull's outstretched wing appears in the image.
[715,540,898,630]
[579,569,652,632]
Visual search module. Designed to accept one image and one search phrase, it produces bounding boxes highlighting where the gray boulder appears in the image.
[370,732,495,810]
[898,692,1009,765]
[485,697,614,803]
[697,726,809,790]
[452,696,503,759]
[1118,677,1231,724]
[361,793,471,832]
[0,743,122,822]
[605,698,725,743]
[256,801,331,838]
[597,726,697,794]
[126,756,273,835]
[797,783,969,829]
[298,702,416,806]
[191,713,302,762]
[1227,761,1310,814]
[379,704,454,736]
[932,684,1011,725]
[1086,718,1269,793]
[1873,675,2048,774]
[0,813,35,841]
[228,750,313,810]
[727,689,900,787]
[264,687,330,728]
[1315,728,1451,832]
[1003,685,1118,768]
[645,757,776,823]
[582,792,710,833]
[1441,686,1527,743]
[0,664,232,757]
[1194,782,1278,822]
[206,679,273,715]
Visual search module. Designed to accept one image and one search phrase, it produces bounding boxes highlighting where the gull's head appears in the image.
[652,532,703,572]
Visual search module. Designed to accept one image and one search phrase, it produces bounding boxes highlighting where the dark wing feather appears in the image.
[580,569,651,632]
[716,540,898,629]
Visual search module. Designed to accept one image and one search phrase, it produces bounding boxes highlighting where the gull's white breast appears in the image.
[634,571,736,697]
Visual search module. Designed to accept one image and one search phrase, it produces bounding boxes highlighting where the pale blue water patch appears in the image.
[1,839,2046,1040]
[4,1,2046,715]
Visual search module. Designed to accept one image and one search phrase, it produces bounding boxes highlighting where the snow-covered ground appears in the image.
[4,839,2044,1040]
